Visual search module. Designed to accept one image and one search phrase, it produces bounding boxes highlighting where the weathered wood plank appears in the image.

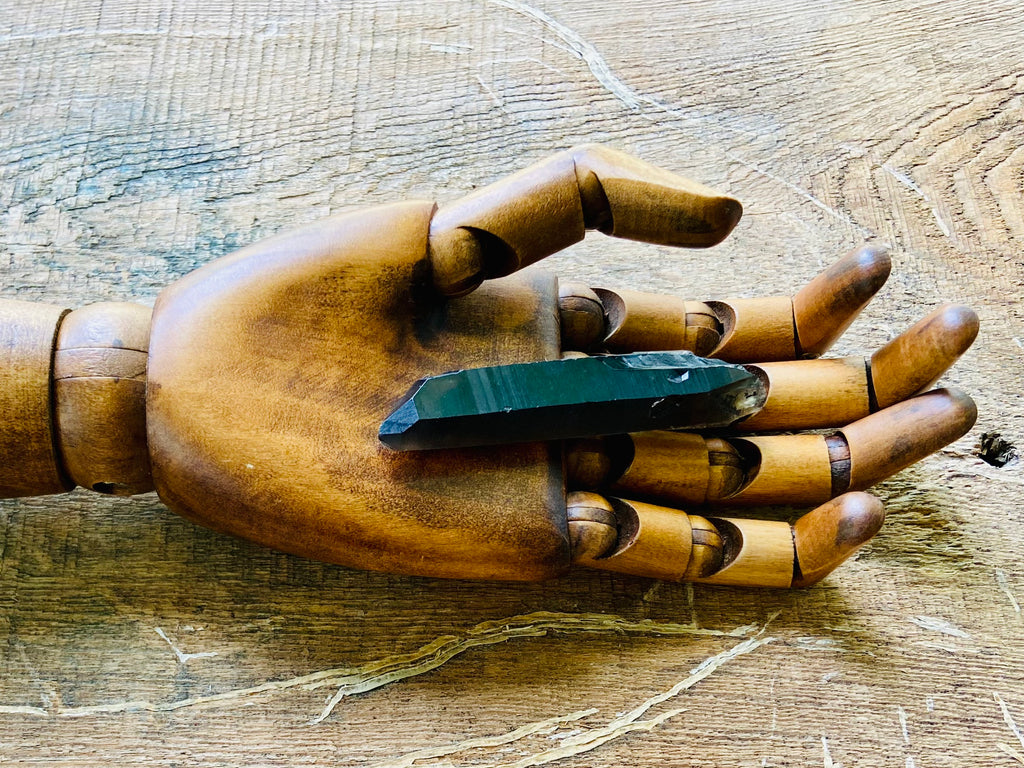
[1,1,1022,765]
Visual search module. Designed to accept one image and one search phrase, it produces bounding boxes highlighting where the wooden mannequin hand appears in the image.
[0,146,977,587]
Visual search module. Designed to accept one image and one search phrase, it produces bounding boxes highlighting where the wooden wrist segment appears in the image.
[0,298,152,498]
[0,299,70,497]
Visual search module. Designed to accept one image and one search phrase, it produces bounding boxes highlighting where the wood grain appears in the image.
[1,1,1022,766]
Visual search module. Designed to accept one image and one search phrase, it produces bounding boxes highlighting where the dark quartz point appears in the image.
[379,351,766,451]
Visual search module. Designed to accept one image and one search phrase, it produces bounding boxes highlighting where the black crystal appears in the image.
[379,351,766,451]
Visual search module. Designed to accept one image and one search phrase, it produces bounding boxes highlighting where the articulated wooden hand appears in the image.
[0,146,977,587]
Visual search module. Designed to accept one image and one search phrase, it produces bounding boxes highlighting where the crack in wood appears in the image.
[0,611,761,723]
[371,633,774,768]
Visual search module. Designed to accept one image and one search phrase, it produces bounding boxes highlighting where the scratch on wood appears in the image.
[312,612,758,723]
[821,735,834,768]
[422,41,474,54]
[488,0,726,133]
[995,693,1024,751]
[0,612,758,720]
[372,633,774,768]
[996,570,1023,617]
[0,704,48,716]
[474,75,505,109]
[998,743,1024,765]
[908,615,971,638]
[931,209,952,238]
[619,634,772,724]
[371,708,598,768]
[757,677,778,768]
[685,582,698,627]
[154,627,218,664]
[488,0,642,110]
[897,705,910,744]
[740,160,872,233]
[792,637,845,652]
[500,22,577,58]
[881,163,953,239]
[883,164,926,197]
[488,0,872,236]
[492,706,689,768]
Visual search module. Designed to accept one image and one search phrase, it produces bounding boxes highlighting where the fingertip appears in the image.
[707,196,743,246]
[680,193,742,248]
[571,144,744,248]
[841,388,978,491]
[934,304,980,353]
[850,243,892,283]
[915,304,980,363]
[850,244,893,308]
[792,492,885,587]
[792,243,893,357]
[870,303,979,408]
[837,491,887,541]
[938,386,978,433]
[830,243,892,302]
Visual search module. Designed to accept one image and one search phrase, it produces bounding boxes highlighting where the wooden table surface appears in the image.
[2,1,1022,765]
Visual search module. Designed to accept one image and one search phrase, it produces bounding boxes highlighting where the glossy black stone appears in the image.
[379,352,766,451]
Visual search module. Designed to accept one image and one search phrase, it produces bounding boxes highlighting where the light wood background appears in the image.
[2,1,1023,765]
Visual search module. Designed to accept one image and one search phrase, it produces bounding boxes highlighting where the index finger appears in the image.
[428,144,742,296]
